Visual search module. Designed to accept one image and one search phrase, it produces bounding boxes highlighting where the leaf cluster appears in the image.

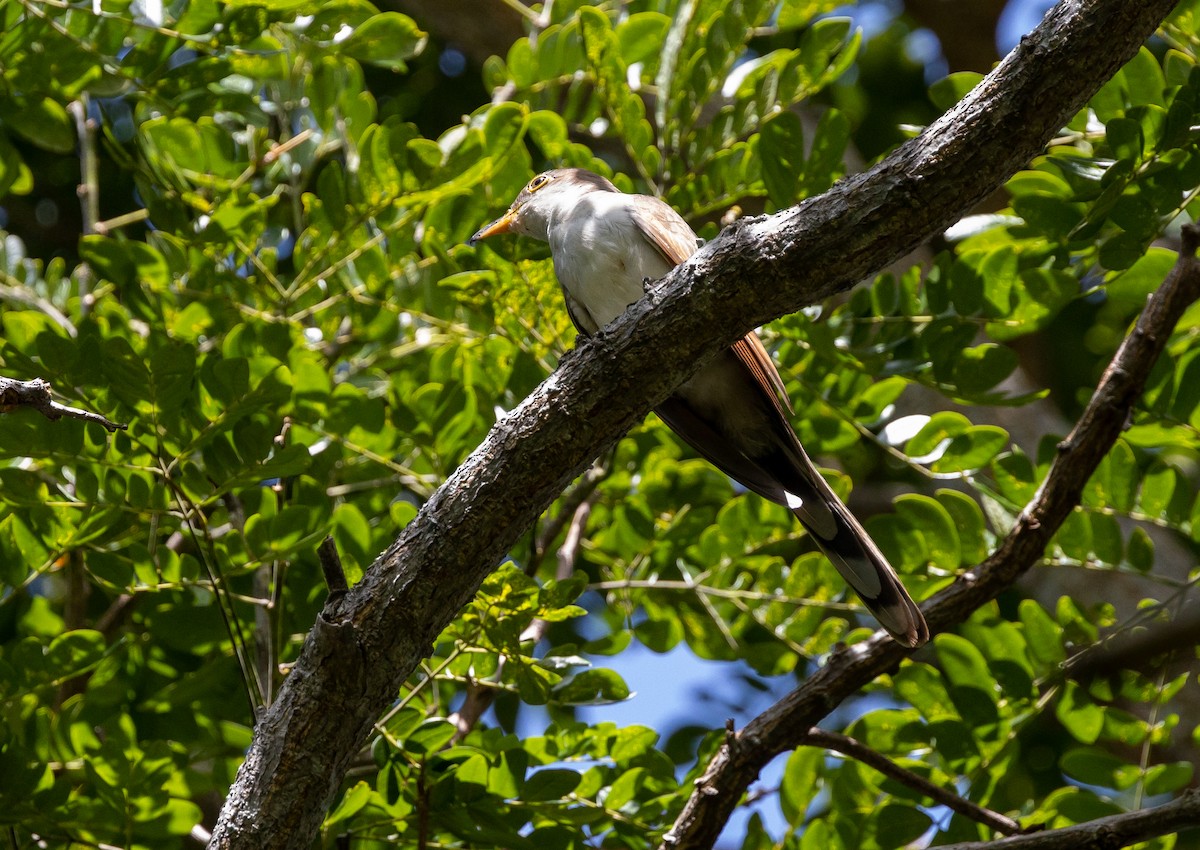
[0,1,1199,848]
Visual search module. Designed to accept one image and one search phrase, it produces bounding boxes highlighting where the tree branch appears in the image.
[798,728,1024,837]
[207,0,1181,845]
[935,789,1200,850]
[1063,600,1200,682]
[658,225,1200,849]
[0,376,126,432]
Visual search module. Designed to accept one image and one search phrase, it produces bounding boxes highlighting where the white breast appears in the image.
[548,193,674,332]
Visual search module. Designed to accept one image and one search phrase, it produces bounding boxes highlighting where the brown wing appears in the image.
[627,196,793,417]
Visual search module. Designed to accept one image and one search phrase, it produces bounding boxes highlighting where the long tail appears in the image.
[761,440,929,648]
[796,485,930,648]
[654,395,929,647]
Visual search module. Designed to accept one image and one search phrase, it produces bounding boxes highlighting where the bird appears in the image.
[470,168,929,648]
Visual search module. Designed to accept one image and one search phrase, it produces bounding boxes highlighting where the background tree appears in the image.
[1,1,1199,849]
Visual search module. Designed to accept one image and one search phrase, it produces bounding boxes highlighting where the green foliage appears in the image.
[1,1,1199,848]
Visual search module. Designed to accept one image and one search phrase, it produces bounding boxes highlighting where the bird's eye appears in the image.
[527,174,551,192]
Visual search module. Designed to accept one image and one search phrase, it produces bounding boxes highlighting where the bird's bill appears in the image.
[469,208,518,244]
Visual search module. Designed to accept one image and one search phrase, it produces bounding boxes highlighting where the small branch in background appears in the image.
[935,788,1200,850]
[67,97,98,316]
[318,536,349,599]
[0,280,77,336]
[527,459,608,577]
[799,728,1025,837]
[94,593,138,639]
[0,376,125,431]
[258,418,296,706]
[54,551,92,708]
[1064,601,1200,682]
[68,98,100,236]
[255,563,278,707]
[449,493,596,742]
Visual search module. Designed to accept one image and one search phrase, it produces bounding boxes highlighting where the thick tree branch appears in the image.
[208,0,1181,846]
[659,229,1200,849]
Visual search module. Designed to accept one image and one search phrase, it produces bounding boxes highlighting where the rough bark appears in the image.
[936,789,1200,850]
[208,0,1182,846]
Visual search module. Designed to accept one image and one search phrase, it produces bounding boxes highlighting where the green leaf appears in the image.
[0,131,33,197]
[615,12,670,66]
[46,630,106,677]
[936,633,999,726]
[604,766,644,812]
[340,14,427,71]
[1057,681,1105,744]
[523,768,581,802]
[937,634,994,694]
[1123,523,1152,571]
[991,268,1076,341]
[952,343,1017,394]
[149,342,197,415]
[801,107,849,197]
[406,719,457,755]
[1107,247,1175,301]
[1060,747,1128,789]
[1019,600,1066,667]
[937,489,989,566]
[777,0,842,31]
[1099,229,1149,271]
[928,72,984,111]
[1143,761,1193,795]
[7,97,75,154]
[760,111,804,208]
[933,426,1009,474]
[894,494,959,571]
[551,668,631,706]
[325,782,375,828]
[780,747,823,823]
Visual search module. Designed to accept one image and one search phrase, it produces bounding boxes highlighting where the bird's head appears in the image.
[469,168,617,244]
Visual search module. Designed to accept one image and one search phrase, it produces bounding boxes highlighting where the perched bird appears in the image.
[471,168,928,647]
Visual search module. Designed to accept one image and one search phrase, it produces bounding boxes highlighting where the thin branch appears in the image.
[659,226,1200,849]
[0,376,126,431]
[528,458,608,577]
[67,97,98,316]
[0,276,77,336]
[208,2,1181,846]
[68,98,100,237]
[1063,601,1200,681]
[318,536,349,598]
[935,789,1200,850]
[799,728,1024,837]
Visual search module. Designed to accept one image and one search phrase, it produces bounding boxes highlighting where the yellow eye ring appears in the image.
[528,174,551,192]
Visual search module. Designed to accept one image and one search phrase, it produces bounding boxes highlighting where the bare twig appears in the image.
[799,728,1024,837]
[0,279,77,336]
[527,458,608,577]
[67,97,97,316]
[318,537,349,598]
[0,376,126,431]
[1064,601,1200,681]
[68,98,100,237]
